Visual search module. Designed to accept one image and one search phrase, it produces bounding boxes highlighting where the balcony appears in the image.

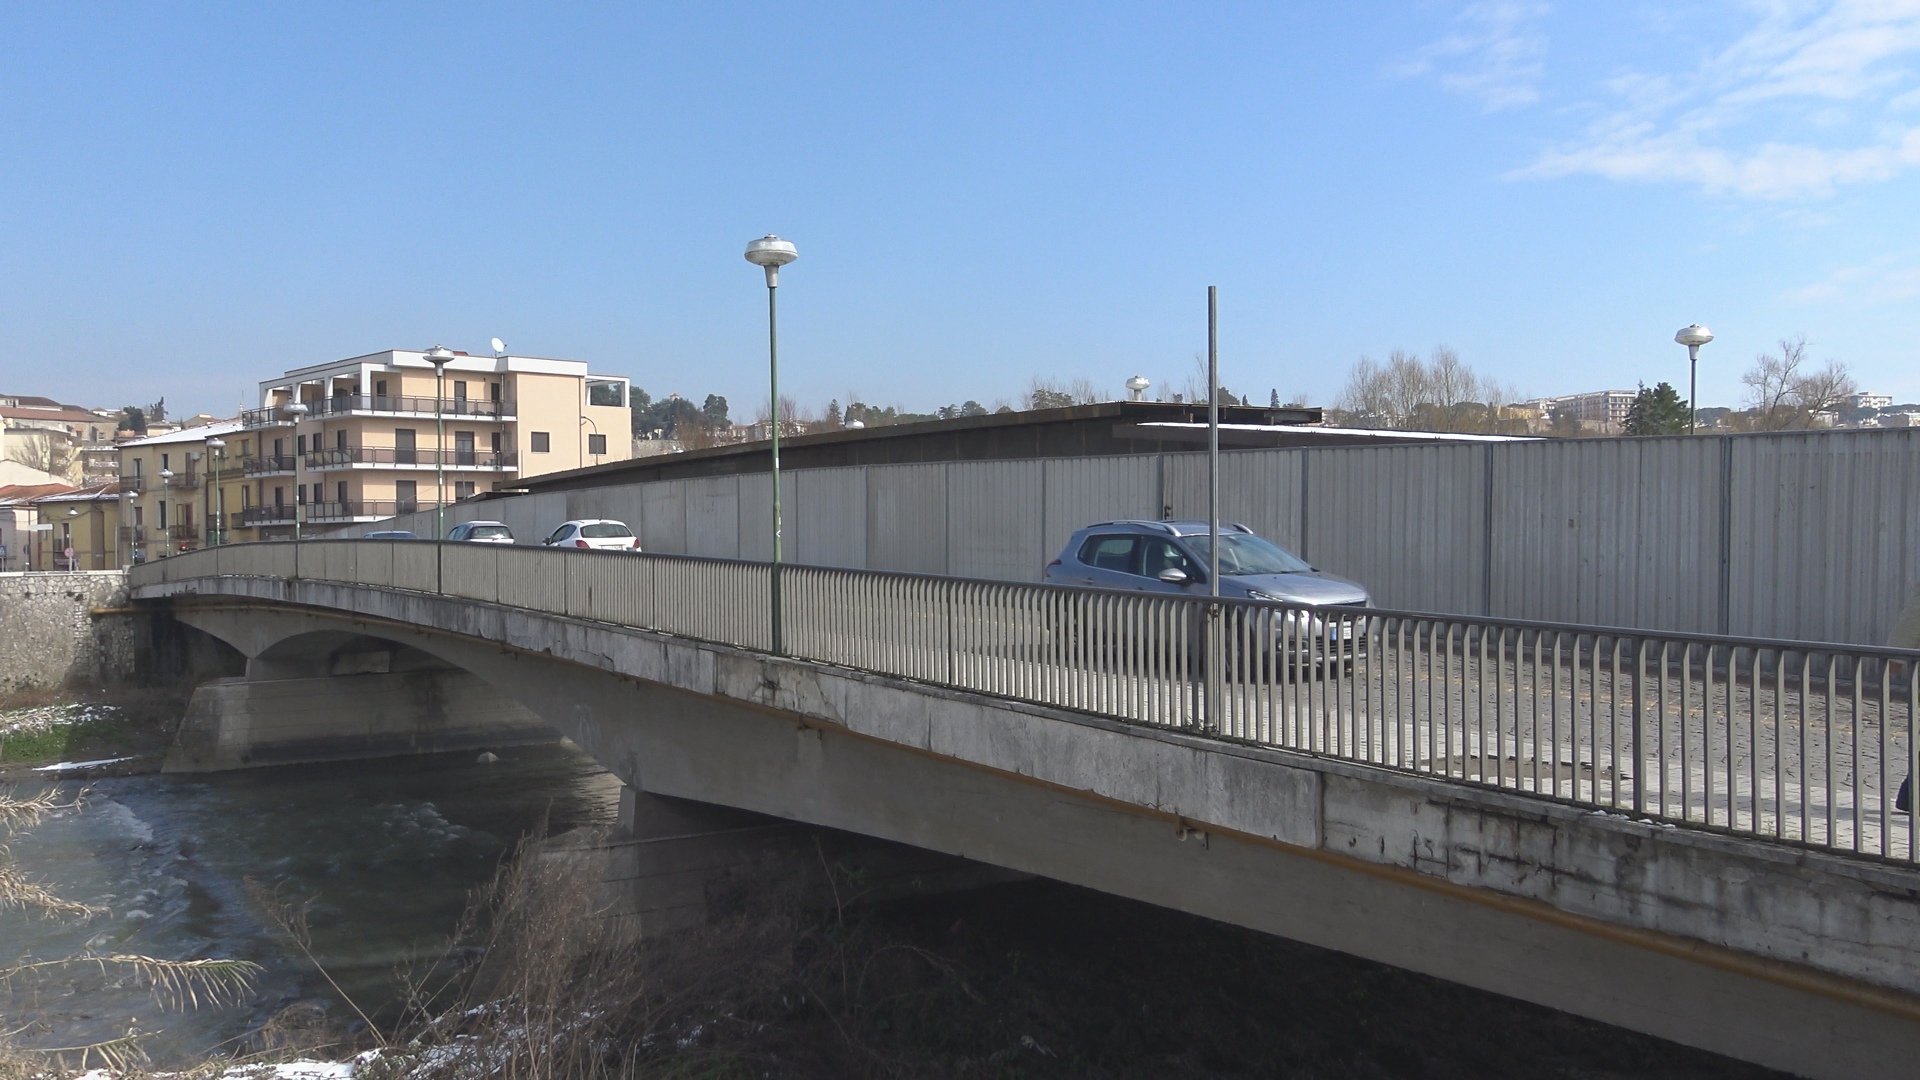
[163,471,201,490]
[240,405,297,429]
[304,446,519,471]
[119,525,147,544]
[239,505,294,527]
[307,500,445,523]
[244,454,299,476]
[309,394,517,421]
[121,475,147,494]
[167,523,199,541]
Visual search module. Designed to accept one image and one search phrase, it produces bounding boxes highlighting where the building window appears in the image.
[131,458,143,477]
[337,481,348,506]
[274,486,285,508]
[295,486,304,506]
[490,431,502,453]
[531,432,550,453]
[296,434,306,454]
[490,382,501,403]
[396,480,417,513]
[375,379,388,400]
[158,501,168,528]
[454,431,475,464]
[239,439,250,456]
[161,453,170,471]
[588,433,607,455]
[453,380,468,404]
[335,430,347,451]
[454,480,475,500]
[133,506,143,526]
[312,483,323,506]
[395,428,416,464]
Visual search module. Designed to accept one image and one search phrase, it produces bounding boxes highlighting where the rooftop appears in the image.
[118,418,248,447]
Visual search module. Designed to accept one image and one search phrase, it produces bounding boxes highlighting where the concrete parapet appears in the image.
[0,571,135,691]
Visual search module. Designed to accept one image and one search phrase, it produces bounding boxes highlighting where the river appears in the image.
[1,742,619,1066]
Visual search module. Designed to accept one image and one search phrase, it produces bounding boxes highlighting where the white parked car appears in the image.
[541,519,640,551]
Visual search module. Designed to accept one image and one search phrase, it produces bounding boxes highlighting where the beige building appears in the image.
[239,349,631,536]
[118,420,250,562]
[0,394,115,486]
[31,482,123,571]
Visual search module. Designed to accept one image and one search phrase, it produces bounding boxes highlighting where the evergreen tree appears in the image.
[1624,381,1690,436]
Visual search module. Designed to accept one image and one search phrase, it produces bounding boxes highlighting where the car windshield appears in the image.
[580,523,632,538]
[469,525,511,539]
[1183,533,1312,576]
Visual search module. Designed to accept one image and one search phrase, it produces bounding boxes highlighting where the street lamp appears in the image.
[206,437,225,546]
[744,234,798,654]
[285,400,309,541]
[1675,325,1714,434]
[424,345,455,543]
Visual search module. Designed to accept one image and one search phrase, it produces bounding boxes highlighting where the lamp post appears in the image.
[284,401,309,541]
[1675,325,1714,434]
[158,469,174,553]
[744,235,798,654]
[425,345,455,594]
[206,437,225,546]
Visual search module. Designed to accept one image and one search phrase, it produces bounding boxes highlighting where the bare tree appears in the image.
[1335,346,1517,433]
[3,429,80,479]
[1741,336,1855,430]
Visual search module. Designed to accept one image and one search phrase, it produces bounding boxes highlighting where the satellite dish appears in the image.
[491,337,506,357]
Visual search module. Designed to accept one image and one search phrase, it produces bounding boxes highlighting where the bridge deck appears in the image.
[130,540,1920,865]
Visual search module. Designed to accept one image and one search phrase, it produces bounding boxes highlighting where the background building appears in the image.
[238,348,631,537]
[118,420,247,562]
[0,393,113,486]
[31,483,122,570]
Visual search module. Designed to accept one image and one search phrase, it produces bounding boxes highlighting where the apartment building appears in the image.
[118,420,249,562]
[237,348,631,536]
[0,394,114,486]
[31,482,123,570]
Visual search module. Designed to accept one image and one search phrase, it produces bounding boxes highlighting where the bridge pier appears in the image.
[161,608,556,772]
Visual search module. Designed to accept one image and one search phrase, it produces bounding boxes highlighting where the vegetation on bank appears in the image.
[0,689,187,773]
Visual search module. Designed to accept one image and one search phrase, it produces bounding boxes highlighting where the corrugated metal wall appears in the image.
[316,429,1920,646]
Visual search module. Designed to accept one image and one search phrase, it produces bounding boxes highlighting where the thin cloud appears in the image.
[1517,1,1920,199]
[1395,2,1552,111]
[1782,249,1920,302]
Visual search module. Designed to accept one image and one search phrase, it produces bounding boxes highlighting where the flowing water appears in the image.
[1,742,620,1066]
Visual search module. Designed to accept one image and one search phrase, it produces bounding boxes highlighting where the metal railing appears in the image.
[237,506,293,526]
[166,523,199,541]
[163,471,200,490]
[309,394,516,420]
[306,499,445,521]
[239,405,294,429]
[129,542,1920,864]
[244,454,298,476]
[304,446,518,469]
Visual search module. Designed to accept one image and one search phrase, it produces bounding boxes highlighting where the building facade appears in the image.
[117,420,249,562]
[238,349,631,537]
[31,483,123,570]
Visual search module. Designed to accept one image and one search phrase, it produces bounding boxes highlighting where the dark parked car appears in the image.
[447,520,515,544]
[362,530,419,540]
[1045,520,1369,606]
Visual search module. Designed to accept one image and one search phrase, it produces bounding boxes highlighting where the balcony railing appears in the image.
[167,523,199,541]
[304,446,518,470]
[121,476,147,494]
[309,394,516,421]
[163,471,200,490]
[240,405,296,429]
[307,499,444,522]
[239,506,294,526]
[244,454,298,476]
[119,525,147,544]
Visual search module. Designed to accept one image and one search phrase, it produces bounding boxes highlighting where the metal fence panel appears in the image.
[1042,457,1160,564]
[737,473,774,563]
[686,476,741,559]
[1731,431,1920,644]
[1305,443,1485,614]
[866,464,949,575]
[792,468,867,568]
[1490,438,1720,633]
[635,481,688,554]
[948,459,1044,581]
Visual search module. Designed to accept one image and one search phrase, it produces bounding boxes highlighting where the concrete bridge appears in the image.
[129,540,1920,1079]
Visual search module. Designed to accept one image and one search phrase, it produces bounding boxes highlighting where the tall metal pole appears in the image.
[436,363,446,594]
[1207,286,1220,597]
[1205,285,1222,732]
[1689,344,1700,435]
[768,280,784,655]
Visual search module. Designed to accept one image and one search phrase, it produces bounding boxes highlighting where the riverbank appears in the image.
[0,687,188,777]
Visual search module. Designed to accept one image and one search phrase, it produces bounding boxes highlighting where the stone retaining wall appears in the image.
[0,571,136,691]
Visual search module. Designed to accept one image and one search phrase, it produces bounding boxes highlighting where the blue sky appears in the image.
[5,2,1920,419]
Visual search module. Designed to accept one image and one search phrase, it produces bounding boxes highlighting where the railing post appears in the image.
[1631,636,1645,815]
[1203,601,1223,731]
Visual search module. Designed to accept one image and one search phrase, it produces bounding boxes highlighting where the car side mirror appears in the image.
[1157,567,1189,584]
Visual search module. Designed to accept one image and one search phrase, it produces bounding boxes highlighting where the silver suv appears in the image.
[447,520,515,544]
[1045,520,1369,606]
